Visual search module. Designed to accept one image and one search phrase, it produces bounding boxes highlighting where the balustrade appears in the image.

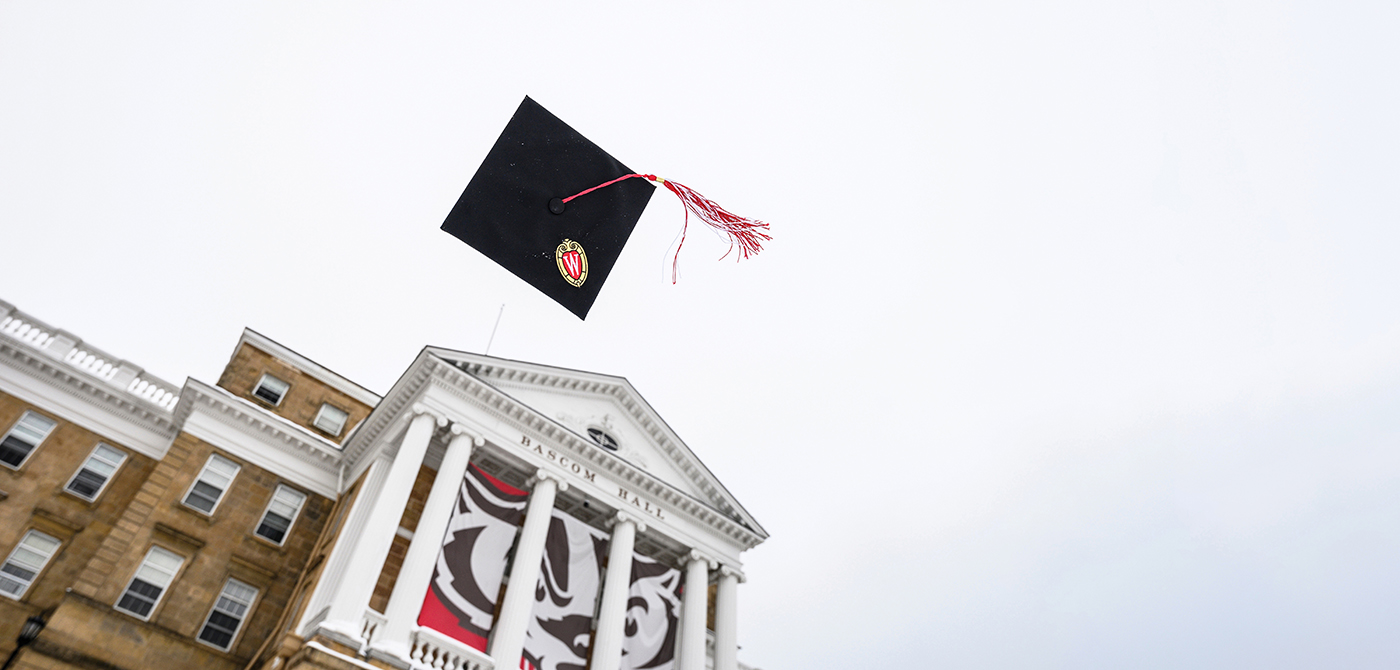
[410,626,494,670]
[360,609,387,647]
[0,302,181,409]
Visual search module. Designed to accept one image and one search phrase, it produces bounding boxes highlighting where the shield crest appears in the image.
[555,239,588,287]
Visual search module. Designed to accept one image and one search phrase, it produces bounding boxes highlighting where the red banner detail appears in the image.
[418,586,489,652]
[473,464,526,496]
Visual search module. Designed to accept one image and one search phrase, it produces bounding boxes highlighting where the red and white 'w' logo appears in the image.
[554,239,588,287]
[560,250,582,280]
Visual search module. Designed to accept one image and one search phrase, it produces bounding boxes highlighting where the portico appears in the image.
[292,348,765,670]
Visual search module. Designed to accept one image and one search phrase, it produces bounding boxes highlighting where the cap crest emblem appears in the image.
[556,239,588,287]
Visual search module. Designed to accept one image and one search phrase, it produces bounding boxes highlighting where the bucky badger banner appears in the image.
[521,511,609,670]
[418,464,527,651]
[619,554,684,670]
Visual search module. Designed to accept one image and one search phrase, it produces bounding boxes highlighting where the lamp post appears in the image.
[1,615,45,670]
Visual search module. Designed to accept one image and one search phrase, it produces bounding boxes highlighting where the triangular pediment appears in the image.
[423,347,763,537]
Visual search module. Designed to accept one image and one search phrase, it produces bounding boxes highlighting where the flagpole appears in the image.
[484,304,504,355]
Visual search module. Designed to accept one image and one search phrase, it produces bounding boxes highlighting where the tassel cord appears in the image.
[559,173,771,283]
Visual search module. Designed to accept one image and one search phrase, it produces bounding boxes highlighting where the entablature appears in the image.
[172,378,341,498]
[438,349,766,539]
[341,352,765,563]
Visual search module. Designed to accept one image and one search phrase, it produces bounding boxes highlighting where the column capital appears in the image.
[719,565,746,583]
[410,403,448,427]
[528,468,569,492]
[686,549,718,570]
[609,510,647,534]
[448,422,485,446]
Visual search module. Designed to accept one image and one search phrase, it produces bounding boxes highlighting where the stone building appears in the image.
[0,298,765,670]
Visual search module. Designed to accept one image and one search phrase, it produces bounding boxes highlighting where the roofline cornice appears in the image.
[173,378,343,471]
[342,350,765,547]
[235,329,382,407]
[433,349,767,538]
[339,353,437,466]
[433,366,765,549]
[0,336,177,438]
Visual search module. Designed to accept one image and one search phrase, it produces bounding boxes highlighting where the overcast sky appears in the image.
[3,2,1400,668]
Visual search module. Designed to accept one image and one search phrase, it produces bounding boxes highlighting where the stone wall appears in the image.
[368,463,436,613]
[3,422,335,669]
[0,393,157,653]
[216,343,374,444]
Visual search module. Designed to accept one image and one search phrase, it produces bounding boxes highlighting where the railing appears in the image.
[360,609,387,647]
[0,300,181,411]
[409,625,493,670]
[0,307,56,349]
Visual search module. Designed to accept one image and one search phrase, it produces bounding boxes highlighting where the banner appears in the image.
[619,554,684,670]
[521,511,609,670]
[419,464,528,651]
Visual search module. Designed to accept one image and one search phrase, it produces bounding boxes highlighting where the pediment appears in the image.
[424,347,763,537]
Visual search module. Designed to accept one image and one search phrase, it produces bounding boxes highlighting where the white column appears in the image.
[296,455,391,635]
[713,566,743,670]
[372,423,482,660]
[489,470,565,670]
[321,405,444,641]
[590,512,643,670]
[678,550,714,670]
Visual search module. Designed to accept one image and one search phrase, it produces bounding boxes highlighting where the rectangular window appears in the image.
[255,485,308,544]
[1,411,57,468]
[183,454,241,514]
[312,403,348,436]
[252,374,289,406]
[198,578,258,650]
[0,530,61,599]
[65,443,128,501]
[115,546,183,619]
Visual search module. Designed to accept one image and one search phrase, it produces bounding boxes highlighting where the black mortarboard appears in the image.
[441,97,655,319]
[442,96,771,320]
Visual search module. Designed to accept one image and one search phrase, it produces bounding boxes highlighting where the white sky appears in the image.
[3,2,1399,668]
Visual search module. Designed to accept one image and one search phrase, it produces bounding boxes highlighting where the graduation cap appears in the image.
[441,96,770,319]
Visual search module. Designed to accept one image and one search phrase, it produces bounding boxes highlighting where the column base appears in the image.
[366,641,413,670]
[309,619,366,652]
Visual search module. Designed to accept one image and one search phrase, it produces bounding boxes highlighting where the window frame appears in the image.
[0,529,62,600]
[63,442,128,502]
[181,454,242,516]
[312,403,349,436]
[251,374,290,407]
[114,545,184,621]
[196,577,259,652]
[0,410,58,470]
[253,484,308,546]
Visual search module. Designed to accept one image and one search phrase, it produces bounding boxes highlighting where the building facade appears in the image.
[0,298,765,670]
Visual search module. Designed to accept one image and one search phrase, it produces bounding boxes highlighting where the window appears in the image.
[587,427,619,451]
[312,403,348,436]
[65,443,127,501]
[255,485,307,545]
[115,546,183,619]
[1,411,57,468]
[198,578,258,650]
[0,530,61,599]
[252,374,289,406]
[183,454,241,514]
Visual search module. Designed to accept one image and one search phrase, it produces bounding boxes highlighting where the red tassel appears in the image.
[561,173,771,284]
